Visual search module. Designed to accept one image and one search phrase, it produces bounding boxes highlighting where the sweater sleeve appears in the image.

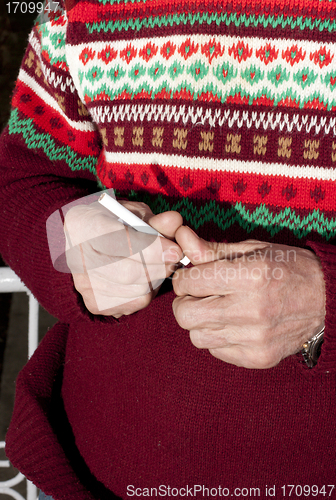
[0,2,104,323]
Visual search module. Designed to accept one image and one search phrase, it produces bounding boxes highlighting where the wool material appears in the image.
[1,0,336,498]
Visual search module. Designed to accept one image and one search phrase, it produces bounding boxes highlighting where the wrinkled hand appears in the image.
[64,200,183,317]
[172,227,326,368]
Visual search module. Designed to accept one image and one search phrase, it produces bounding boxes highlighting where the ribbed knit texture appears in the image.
[1,0,336,498]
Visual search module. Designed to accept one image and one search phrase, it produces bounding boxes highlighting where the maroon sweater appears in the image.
[1,0,336,498]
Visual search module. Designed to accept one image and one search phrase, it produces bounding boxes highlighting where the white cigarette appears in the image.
[98,193,190,266]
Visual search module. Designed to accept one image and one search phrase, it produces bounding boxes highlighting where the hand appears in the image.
[172,227,326,369]
[64,200,183,317]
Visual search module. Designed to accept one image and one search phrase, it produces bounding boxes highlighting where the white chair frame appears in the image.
[0,268,39,500]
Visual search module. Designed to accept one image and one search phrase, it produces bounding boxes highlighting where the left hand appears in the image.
[172,227,326,369]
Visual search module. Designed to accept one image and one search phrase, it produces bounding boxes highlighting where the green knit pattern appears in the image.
[86,12,336,34]
[126,191,336,240]
[8,109,98,173]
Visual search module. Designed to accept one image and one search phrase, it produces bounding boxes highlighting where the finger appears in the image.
[65,203,183,266]
[90,228,163,262]
[189,328,231,349]
[90,286,153,313]
[175,226,269,264]
[173,293,267,330]
[82,273,156,299]
[89,258,176,288]
[85,287,154,317]
[209,345,281,369]
[189,322,272,349]
[86,221,182,264]
[172,250,279,297]
[73,269,161,316]
[172,295,225,330]
[65,229,133,271]
[147,211,184,239]
[73,268,155,313]
[64,202,155,260]
[111,293,153,317]
[118,202,183,242]
[76,242,179,286]
[127,227,183,264]
[118,200,155,221]
[66,229,182,274]
[172,260,238,297]
[172,256,254,297]
[96,283,162,318]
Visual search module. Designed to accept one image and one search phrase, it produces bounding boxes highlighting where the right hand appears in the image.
[64,200,183,318]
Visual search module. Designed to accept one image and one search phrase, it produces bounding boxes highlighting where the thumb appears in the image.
[118,202,183,239]
[175,226,269,264]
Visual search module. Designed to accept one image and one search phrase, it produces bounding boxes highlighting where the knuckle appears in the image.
[250,264,268,287]
[253,303,268,323]
[256,299,281,326]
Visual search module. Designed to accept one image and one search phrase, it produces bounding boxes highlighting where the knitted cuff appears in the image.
[303,240,336,374]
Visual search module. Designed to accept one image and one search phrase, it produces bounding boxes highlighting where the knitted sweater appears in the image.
[1,0,336,498]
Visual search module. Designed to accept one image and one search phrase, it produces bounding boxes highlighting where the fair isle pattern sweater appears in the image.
[11,0,336,238]
[3,0,336,499]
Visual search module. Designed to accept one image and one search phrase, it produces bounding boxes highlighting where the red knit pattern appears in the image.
[1,0,336,497]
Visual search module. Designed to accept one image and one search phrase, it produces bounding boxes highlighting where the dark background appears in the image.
[0,1,39,384]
